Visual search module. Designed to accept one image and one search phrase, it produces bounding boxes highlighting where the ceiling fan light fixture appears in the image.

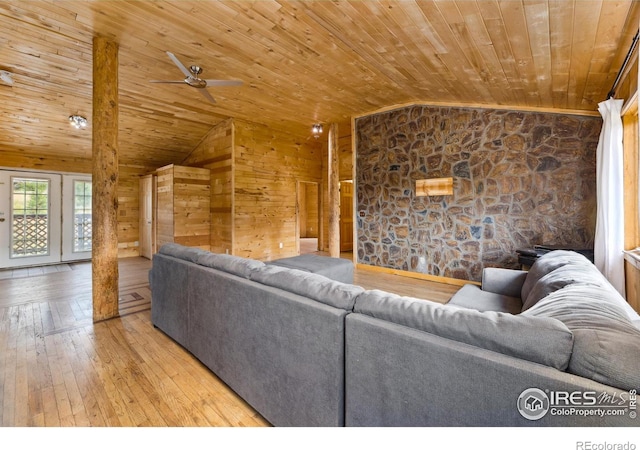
[69,114,88,130]
[312,123,323,139]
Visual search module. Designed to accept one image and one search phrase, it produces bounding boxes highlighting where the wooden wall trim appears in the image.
[353,101,601,121]
[623,99,639,250]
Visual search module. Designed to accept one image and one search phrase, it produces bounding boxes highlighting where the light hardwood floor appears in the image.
[0,256,459,427]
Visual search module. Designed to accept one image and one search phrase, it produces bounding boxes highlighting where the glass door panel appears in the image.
[11,178,51,257]
[62,175,92,262]
[0,171,61,268]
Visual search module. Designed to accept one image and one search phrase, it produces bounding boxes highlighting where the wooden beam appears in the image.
[92,36,120,322]
[623,98,639,250]
[328,123,340,258]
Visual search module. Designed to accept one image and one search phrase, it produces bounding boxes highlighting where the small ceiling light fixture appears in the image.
[0,70,14,86]
[311,123,323,139]
[69,114,88,130]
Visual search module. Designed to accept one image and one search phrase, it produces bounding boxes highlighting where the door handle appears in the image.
[0,218,5,222]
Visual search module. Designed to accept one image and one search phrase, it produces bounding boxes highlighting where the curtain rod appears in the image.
[607,29,640,99]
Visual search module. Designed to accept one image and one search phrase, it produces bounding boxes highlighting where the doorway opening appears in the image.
[297,181,320,255]
[339,180,353,254]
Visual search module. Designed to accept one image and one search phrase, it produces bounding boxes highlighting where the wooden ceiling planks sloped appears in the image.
[0,0,638,169]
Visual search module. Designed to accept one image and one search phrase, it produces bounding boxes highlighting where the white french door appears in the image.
[61,174,92,262]
[0,170,92,268]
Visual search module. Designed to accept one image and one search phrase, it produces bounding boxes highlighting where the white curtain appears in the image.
[594,98,625,297]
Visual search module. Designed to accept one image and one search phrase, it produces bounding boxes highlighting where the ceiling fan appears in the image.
[150,51,242,104]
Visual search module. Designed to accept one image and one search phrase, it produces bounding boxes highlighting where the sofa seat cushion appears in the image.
[522,284,640,391]
[520,250,593,303]
[267,254,354,284]
[354,289,573,370]
[447,284,522,314]
[250,264,364,311]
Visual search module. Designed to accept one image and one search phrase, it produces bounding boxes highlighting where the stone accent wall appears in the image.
[355,105,602,281]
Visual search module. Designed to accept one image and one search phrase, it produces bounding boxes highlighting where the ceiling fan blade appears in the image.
[199,89,217,104]
[204,79,243,87]
[149,80,186,84]
[166,51,192,78]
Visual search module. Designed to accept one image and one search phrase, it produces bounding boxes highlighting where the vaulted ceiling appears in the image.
[0,0,638,169]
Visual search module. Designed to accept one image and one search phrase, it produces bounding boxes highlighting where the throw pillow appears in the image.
[521,284,640,391]
[521,263,606,312]
[520,250,592,302]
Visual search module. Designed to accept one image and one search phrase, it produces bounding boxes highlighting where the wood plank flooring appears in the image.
[0,256,459,427]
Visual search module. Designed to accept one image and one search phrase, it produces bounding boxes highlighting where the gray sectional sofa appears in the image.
[149,244,640,427]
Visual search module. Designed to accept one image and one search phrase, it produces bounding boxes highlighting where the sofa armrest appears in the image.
[481,268,527,299]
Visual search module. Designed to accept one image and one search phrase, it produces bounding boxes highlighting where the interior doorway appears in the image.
[139,174,156,260]
[297,181,320,254]
[339,180,353,253]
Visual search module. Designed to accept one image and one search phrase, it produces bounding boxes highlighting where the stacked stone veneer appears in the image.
[355,105,602,282]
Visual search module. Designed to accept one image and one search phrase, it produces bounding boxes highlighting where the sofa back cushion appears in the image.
[250,265,364,311]
[158,243,209,263]
[354,290,574,370]
[196,252,265,279]
[521,251,592,303]
[521,284,640,391]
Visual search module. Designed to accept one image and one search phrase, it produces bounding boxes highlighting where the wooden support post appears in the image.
[328,123,340,258]
[92,36,120,322]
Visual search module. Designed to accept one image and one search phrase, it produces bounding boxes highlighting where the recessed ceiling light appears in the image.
[69,115,88,129]
[312,123,323,139]
[0,70,13,86]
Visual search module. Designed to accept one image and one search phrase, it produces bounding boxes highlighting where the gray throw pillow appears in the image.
[521,250,592,302]
[521,264,606,312]
[521,284,640,391]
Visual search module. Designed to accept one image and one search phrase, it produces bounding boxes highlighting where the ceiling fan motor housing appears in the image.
[185,76,207,88]
[186,65,207,88]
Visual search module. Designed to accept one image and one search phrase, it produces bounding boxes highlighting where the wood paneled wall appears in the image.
[299,182,319,239]
[0,152,148,258]
[156,164,211,251]
[0,151,92,174]
[117,165,145,258]
[625,255,640,312]
[182,119,234,254]
[233,119,323,260]
[339,133,354,181]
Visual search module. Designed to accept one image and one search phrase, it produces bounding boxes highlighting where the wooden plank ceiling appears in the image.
[0,0,638,169]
